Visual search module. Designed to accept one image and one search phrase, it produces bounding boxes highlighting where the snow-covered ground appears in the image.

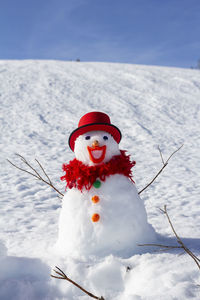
[0,60,200,299]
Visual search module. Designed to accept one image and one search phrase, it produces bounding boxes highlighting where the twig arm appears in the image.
[7,154,64,197]
[166,145,184,163]
[138,144,183,194]
[138,164,167,194]
[158,146,165,165]
[35,158,53,185]
[16,154,42,179]
[7,159,39,180]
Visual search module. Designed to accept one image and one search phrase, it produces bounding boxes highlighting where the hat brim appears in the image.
[69,123,122,151]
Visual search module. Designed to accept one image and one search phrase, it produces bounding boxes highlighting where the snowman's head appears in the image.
[74,131,121,166]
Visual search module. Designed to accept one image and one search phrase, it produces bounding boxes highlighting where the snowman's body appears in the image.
[56,129,156,258]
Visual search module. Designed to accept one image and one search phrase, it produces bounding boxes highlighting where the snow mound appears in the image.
[0,256,62,300]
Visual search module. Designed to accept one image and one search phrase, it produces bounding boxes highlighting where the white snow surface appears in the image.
[0,60,200,299]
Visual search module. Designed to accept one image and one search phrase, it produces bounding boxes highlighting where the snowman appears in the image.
[56,112,156,258]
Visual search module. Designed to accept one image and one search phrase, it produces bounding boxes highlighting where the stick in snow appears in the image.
[51,266,105,300]
[139,205,200,270]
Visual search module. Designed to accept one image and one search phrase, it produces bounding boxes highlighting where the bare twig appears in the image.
[7,154,64,197]
[138,144,183,194]
[35,158,52,185]
[158,146,165,165]
[139,205,200,270]
[162,205,200,269]
[138,243,182,250]
[51,266,105,300]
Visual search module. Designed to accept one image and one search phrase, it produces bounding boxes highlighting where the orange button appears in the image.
[91,213,100,222]
[91,195,100,203]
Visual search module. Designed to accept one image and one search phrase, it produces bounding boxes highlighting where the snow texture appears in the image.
[0,60,200,299]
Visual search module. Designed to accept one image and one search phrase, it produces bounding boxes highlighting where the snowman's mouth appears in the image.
[87,145,106,163]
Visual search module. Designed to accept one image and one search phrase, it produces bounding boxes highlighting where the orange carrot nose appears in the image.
[92,140,99,147]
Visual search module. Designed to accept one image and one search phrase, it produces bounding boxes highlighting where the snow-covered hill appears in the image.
[0,60,200,299]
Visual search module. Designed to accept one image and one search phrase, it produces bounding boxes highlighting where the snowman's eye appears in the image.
[103,136,108,140]
[85,136,91,140]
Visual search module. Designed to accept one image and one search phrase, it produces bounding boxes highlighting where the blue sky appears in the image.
[0,0,200,68]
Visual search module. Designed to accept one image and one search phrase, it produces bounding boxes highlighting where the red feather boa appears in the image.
[61,150,136,191]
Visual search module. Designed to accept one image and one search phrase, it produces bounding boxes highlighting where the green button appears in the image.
[93,180,101,188]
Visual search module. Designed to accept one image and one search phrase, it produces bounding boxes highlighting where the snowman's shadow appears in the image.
[137,233,200,256]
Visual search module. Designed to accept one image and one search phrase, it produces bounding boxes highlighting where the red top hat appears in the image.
[68,111,122,151]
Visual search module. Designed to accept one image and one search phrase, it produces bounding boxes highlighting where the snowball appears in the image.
[56,174,156,258]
